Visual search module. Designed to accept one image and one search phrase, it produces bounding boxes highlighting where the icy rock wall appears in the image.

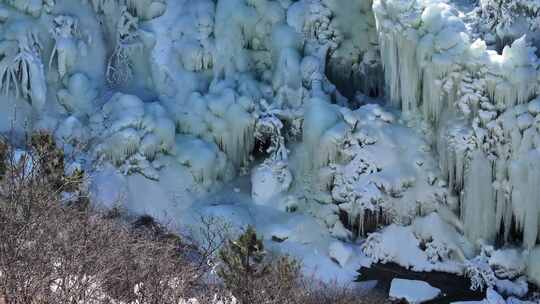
[373,0,539,122]
[373,0,540,248]
[172,0,215,73]
[7,0,540,264]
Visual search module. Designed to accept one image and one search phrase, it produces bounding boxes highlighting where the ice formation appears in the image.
[175,135,231,187]
[73,93,174,182]
[57,73,97,117]
[328,241,353,268]
[0,19,46,110]
[175,82,258,168]
[49,15,83,80]
[1,0,540,295]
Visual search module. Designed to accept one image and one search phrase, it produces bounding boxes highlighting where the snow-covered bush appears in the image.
[489,249,527,279]
[105,6,140,85]
[254,113,288,161]
[465,246,531,297]
[466,247,498,291]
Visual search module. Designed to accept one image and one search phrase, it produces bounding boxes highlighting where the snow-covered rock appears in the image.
[489,249,526,279]
[389,279,441,303]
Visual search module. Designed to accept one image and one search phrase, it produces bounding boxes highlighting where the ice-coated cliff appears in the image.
[1,0,540,296]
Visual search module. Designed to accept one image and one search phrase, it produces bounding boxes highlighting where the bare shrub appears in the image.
[0,133,202,304]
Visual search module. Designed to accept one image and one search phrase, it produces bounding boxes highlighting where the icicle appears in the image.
[223,102,256,166]
[523,150,540,248]
[105,128,141,164]
[140,134,160,160]
[318,122,349,168]
[462,150,497,244]
[302,97,341,169]
[510,149,540,248]
[494,157,510,240]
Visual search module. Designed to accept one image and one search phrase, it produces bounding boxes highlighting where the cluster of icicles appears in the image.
[373,0,540,248]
